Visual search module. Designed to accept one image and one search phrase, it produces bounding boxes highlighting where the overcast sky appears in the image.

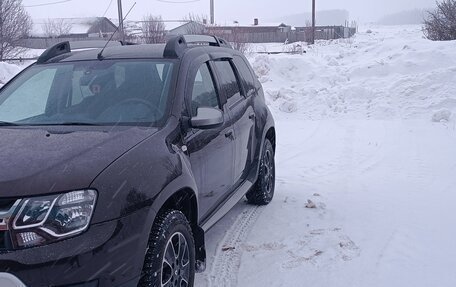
[23,0,436,23]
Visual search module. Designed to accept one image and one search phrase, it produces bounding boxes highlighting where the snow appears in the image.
[0,62,21,86]
[247,25,456,121]
[432,109,452,122]
[1,24,455,287]
[196,25,456,287]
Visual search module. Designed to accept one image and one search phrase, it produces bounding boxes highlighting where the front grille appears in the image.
[0,231,7,251]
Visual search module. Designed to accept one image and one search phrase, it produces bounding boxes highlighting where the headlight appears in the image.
[11,190,97,248]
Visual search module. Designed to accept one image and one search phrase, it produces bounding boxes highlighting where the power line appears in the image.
[102,0,114,17]
[24,0,72,8]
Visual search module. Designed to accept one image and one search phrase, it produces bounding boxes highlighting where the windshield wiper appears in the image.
[47,122,100,126]
[0,122,101,126]
[0,121,20,126]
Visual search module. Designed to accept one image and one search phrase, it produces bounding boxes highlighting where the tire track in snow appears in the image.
[206,205,264,287]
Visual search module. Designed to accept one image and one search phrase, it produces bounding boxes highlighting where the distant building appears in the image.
[31,17,117,38]
[167,21,205,35]
[205,19,298,43]
[207,19,292,35]
[21,17,118,49]
[203,18,357,44]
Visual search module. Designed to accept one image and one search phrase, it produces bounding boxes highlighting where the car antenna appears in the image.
[98,2,137,61]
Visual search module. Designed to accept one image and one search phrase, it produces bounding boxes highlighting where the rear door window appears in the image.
[233,56,256,97]
[213,60,243,106]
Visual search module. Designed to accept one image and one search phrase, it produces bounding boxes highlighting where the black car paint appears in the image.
[0,43,275,287]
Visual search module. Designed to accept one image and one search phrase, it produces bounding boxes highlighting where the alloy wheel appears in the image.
[161,232,190,287]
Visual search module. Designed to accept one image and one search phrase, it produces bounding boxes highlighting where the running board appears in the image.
[201,180,253,231]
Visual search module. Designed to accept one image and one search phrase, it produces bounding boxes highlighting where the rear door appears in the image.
[185,62,235,219]
[212,59,256,187]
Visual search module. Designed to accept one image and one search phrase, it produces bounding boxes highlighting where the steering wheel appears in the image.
[112,98,163,118]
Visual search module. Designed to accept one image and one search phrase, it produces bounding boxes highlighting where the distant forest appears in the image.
[377,9,428,25]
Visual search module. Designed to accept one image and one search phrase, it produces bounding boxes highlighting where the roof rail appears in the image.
[70,40,123,50]
[183,35,232,48]
[164,35,232,58]
[37,41,71,64]
[36,40,125,64]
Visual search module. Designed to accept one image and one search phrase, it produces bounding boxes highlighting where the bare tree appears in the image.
[230,32,249,54]
[205,26,249,54]
[141,15,166,44]
[0,0,32,60]
[182,13,207,34]
[183,13,249,53]
[42,19,73,38]
[424,0,456,41]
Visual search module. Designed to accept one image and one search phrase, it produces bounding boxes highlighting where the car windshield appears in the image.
[0,60,174,126]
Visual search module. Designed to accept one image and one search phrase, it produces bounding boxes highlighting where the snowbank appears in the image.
[248,25,456,122]
[0,62,21,87]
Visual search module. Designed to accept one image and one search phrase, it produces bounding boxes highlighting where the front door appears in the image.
[185,62,235,220]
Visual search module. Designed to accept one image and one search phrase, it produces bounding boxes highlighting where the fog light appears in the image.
[16,232,45,247]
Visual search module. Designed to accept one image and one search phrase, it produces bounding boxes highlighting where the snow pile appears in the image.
[248,25,456,122]
[0,62,21,87]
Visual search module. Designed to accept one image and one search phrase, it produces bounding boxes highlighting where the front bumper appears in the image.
[0,208,153,287]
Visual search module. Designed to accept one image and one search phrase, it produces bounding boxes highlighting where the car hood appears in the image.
[0,126,158,198]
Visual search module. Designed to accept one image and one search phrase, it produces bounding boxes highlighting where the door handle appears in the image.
[249,113,256,120]
[225,130,235,140]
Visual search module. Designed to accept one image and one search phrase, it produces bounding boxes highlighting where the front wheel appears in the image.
[139,210,195,287]
[246,139,275,205]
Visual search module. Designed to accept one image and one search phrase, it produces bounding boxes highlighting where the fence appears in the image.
[312,26,357,41]
[207,25,357,44]
[210,31,307,44]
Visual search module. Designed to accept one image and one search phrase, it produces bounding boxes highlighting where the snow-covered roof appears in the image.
[165,21,191,31]
[31,17,112,37]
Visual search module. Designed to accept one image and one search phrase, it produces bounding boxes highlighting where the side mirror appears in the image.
[190,107,223,129]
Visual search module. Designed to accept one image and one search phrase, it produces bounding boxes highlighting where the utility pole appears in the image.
[117,0,125,41]
[311,0,316,44]
[210,0,214,24]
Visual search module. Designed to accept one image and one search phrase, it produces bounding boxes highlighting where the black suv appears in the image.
[0,35,275,287]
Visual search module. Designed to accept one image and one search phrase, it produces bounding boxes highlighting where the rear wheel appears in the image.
[139,210,195,287]
[246,139,275,205]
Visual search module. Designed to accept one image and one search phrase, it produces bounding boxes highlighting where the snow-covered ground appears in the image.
[1,25,455,287]
[196,25,456,287]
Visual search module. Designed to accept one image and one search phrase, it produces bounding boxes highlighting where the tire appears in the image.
[246,139,275,205]
[138,210,195,287]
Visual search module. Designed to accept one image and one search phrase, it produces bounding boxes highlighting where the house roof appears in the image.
[166,21,193,31]
[31,17,114,37]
